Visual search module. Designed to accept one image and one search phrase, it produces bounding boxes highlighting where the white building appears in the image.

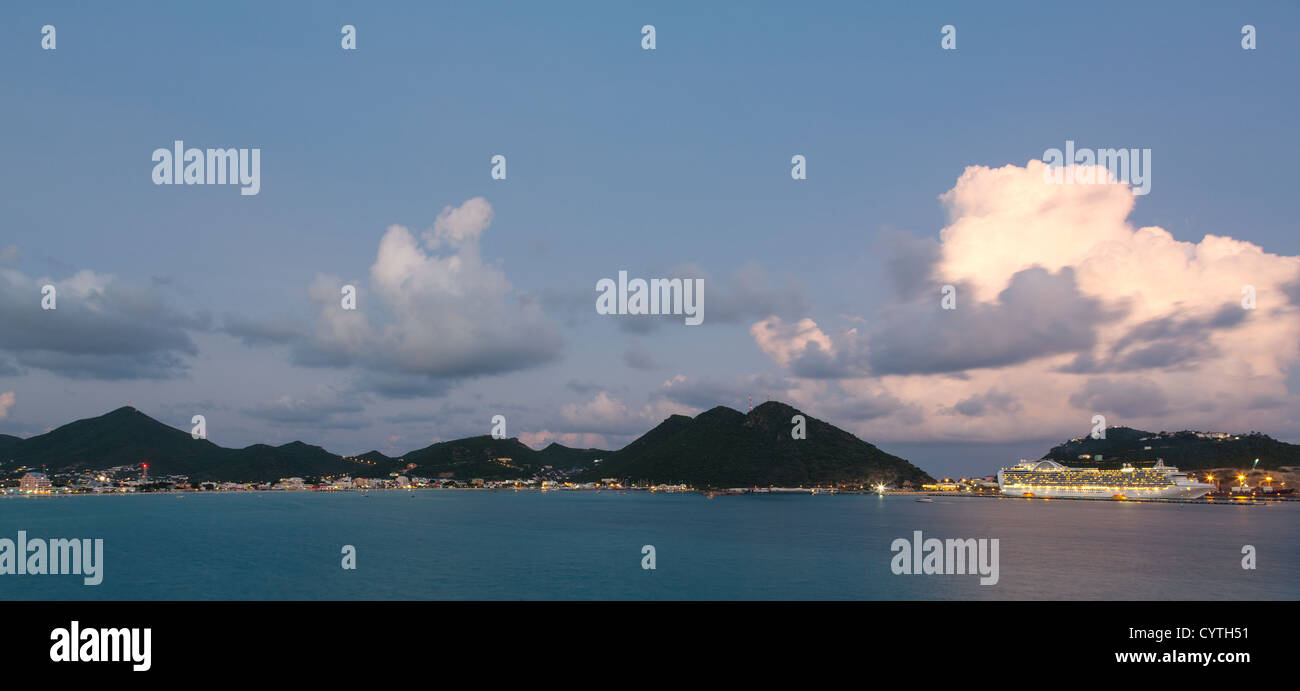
[20,472,52,493]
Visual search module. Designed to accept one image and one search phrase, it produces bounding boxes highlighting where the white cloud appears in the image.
[0,391,14,420]
[750,317,835,368]
[752,161,1300,442]
[557,390,699,437]
[423,197,493,248]
[518,430,609,450]
[298,197,564,386]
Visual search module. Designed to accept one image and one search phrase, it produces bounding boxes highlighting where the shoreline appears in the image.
[3,485,1295,505]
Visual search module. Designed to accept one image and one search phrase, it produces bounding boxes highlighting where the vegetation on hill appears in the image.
[575,401,933,488]
[1041,427,1300,470]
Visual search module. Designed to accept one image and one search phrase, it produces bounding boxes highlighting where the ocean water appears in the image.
[0,491,1295,600]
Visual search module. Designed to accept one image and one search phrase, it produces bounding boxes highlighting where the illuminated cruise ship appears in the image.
[997,459,1214,500]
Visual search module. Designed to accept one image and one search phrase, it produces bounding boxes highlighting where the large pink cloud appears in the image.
[753,161,1300,442]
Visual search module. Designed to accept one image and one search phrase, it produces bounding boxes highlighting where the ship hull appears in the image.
[997,484,1213,500]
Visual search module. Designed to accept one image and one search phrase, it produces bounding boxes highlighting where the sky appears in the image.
[1,2,1298,479]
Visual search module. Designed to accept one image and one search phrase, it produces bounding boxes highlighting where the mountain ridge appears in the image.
[0,401,931,486]
[1041,426,1300,470]
[575,400,933,488]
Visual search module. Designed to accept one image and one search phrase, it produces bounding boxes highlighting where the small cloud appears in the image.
[940,389,1021,417]
[243,390,369,429]
[518,430,609,450]
[622,340,661,371]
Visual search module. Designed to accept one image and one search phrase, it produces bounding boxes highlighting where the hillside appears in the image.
[396,437,606,480]
[533,442,607,471]
[1041,427,1300,470]
[399,436,538,480]
[0,407,229,477]
[0,407,381,482]
[576,401,933,488]
[0,434,22,452]
[0,401,932,486]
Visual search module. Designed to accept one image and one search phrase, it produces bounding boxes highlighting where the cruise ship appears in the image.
[997,459,1214,500]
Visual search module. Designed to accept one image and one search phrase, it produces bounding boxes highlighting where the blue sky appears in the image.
[1,2,1297,479]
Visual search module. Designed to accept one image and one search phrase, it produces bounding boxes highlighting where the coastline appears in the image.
[4,485,1295,505]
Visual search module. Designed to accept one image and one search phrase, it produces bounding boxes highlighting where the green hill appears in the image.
[1,407,228,477]
[0,434,23,452]
[0,402,933,486]
[533,442,607,471]
[1041,427,1300,470]
[575,401,933,488]
[392,437,607,480]
[355,449,394,464]
[0,407,375,482]
[399,436,537,479]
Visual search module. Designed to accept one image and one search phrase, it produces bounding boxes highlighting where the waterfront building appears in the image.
[20,472,52,493]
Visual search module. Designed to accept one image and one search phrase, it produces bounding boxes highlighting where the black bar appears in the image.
[1,600,1289,679]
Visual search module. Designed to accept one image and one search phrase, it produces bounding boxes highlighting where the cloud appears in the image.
[1068,377,1169,418]
[867,266,1117,376]
[940,389,1021,417]
[755,267,1116,380]
[751,161,1300,442]
[518,430,610,450]
[350,371,452,400]
[1063,304,1246,373]
[0,391,13,420]
[381,404,473,425]
[653,372,794,410]
[750,317,836,370]
[811,384,920,423]
[622,340,661,371]
[423,196,493,248]
[242,390,369,429]
[559,392,645,435]
[556,390,699,437]
[1284,272,1300,307]
[879,230,940,300]
[221,312,304,347]
[566,379,604,395]
[694,261,809,324]
[228,198,564,395]
[0,268,206,380]
[613,261,808,332]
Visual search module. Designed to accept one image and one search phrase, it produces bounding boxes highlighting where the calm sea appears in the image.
[0,491,1295,600]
